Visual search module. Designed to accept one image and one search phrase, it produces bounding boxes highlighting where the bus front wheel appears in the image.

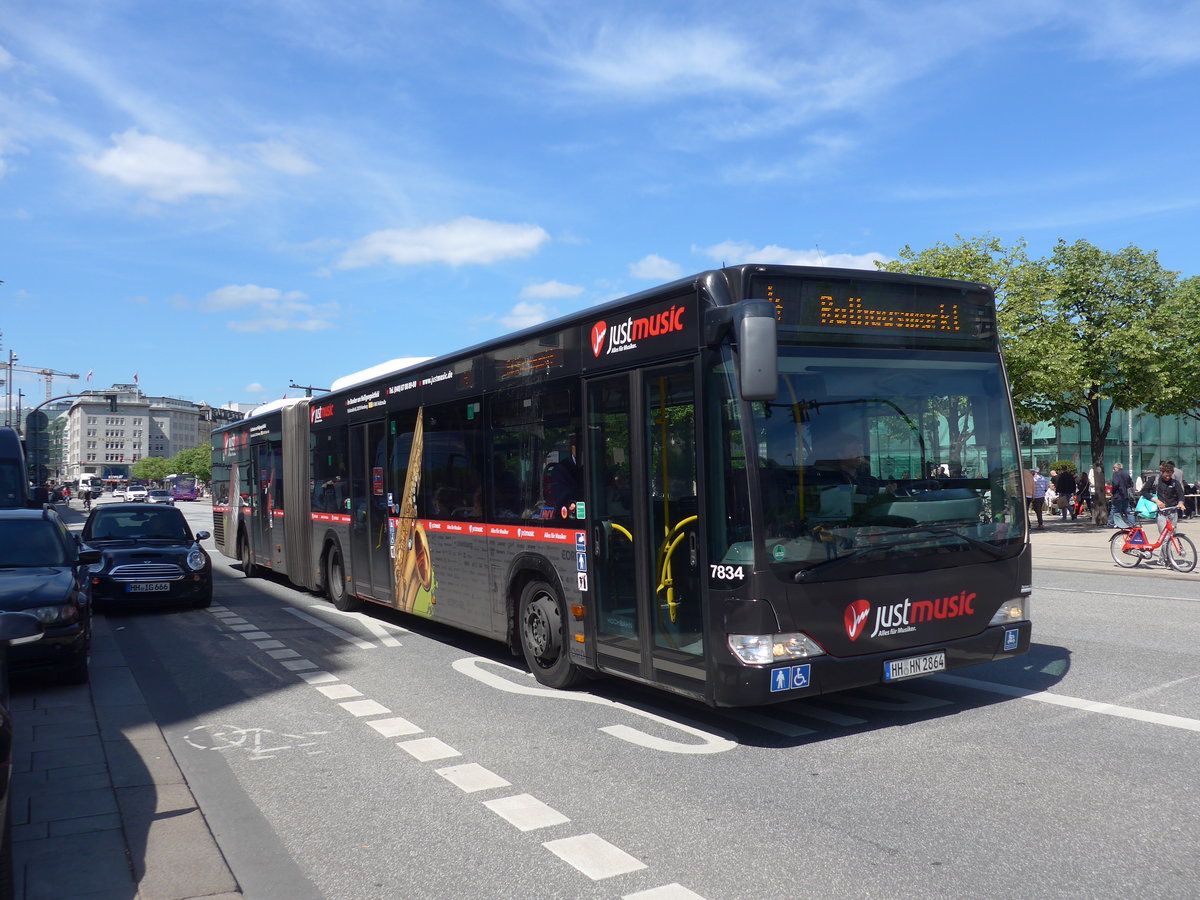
[518,580,584,690]
[325,544,362,612]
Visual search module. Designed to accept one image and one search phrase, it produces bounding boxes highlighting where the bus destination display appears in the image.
[750,276,994,344]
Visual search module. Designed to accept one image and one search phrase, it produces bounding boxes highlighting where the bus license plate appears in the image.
[127,583,170,593]
[883,651,946,682]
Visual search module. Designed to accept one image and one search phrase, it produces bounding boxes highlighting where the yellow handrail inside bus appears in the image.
[656,515,697,624]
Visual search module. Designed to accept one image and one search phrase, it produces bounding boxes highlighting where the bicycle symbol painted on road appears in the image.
[184,724,331,760]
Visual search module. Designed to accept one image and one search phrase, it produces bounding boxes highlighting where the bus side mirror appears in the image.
[734,300,778,401]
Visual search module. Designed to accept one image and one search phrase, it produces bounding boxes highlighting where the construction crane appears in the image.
[10,363,80,402]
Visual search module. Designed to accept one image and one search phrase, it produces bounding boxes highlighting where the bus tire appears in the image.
[518,579,584,689]
[239,534,257,578]
[325,543,362,612]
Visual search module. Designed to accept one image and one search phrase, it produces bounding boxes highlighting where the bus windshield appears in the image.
[712,345,1024,582]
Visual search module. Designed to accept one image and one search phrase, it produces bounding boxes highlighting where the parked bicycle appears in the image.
[1109,512,1197,572]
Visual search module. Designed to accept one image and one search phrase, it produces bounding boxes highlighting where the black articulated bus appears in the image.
[210,265,1031,707]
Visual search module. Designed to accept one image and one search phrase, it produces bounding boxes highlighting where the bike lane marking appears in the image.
[203,605,709,896]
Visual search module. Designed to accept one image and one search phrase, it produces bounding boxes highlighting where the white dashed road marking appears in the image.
[397,737,461,761]
[435,763,511,794]
[543,834,648,880]
[483,794,571,832]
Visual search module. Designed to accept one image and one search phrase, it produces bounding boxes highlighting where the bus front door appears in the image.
[349,420,392,601]
[586,365,705,697]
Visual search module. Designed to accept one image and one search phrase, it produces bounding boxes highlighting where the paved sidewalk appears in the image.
[1028,511,1200,580]
[9,614,240,900]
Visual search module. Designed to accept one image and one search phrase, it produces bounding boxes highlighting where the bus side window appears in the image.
[422,403,484,522]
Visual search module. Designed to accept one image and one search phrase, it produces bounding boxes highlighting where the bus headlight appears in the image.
[989,599,1027,626]
[728,632,826,665]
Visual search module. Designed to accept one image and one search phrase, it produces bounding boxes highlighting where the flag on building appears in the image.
[86,370,93,382]
[133,372,139,384]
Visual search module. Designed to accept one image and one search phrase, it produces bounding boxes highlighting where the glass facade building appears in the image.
[1020,401,1200,486]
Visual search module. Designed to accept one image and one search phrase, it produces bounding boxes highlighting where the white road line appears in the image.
[229,624,258,632]
[543,834,648,881]
[296,671,339,685]
[266,648,300,660]
[340,699,390,717]
[310,604,409,644]
[483,794,570,832]
[933,674,1200,732]
[281,659,318,671]
[624,885,708,900]
[240,631,271,641]
[398,737,461,761]
[316,684,363,700]
[283,607,376,649]
[435,763,511,793]
[216,615,246,624]
[1039,586,1200,603]
[366,717,423,738]
[253,640,286,650]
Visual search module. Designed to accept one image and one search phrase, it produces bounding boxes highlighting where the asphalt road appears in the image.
[107,500,1200,899]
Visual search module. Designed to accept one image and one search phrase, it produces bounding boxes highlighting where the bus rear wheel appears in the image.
[325,544,362,612]
[239,536,257,578]
[518,580,584,689]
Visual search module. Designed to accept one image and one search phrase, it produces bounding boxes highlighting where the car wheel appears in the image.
[193,583,213,608]
[60,653,90,685]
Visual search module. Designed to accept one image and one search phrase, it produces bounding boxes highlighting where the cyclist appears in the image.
[79,484,92,511]
[1141,461,1186,549]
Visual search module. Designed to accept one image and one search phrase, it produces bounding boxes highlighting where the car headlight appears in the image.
[989,599,1028,626]
[27,604,80,625]
[187,547,208,571]
[728,632,826,665]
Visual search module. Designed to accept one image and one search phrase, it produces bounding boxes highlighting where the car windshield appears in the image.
[0,520,72,566]
[87,510,191,541]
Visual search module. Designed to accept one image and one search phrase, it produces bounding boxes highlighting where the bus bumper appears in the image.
[711,620,1032,707]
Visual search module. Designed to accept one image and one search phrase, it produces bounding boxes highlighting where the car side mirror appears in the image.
[77,549,102,565]
[195,530,211,541]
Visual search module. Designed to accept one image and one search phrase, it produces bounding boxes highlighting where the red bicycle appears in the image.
[1110,512,1197,572]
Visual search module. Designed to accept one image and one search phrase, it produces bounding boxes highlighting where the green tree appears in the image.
[881,236,1181,524]
[1161,275,1200,424]
[132,456,171,483]
[170,444,212,482]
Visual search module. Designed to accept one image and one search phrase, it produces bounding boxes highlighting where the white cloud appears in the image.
[559,26,777,97]
[338,217,550,269]
[245,382,266,393]
[500,301,552,330]
[697,241,887,271]
[201,283,339,332]
[629,254,683,281]
[520,280,584,300]
[252,140,318,175]
[80,129,239,201]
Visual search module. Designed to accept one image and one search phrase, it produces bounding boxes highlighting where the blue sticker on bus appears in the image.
[1003,628,1019,651]
[576,552,588,572]
[770,664,812,693]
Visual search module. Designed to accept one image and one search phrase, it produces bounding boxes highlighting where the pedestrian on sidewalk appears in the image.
[1030,467,1048,529]
[1108,462,1133,528]
[1054,468,1078,520]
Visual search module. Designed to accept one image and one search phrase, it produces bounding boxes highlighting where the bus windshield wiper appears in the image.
[792,528,1004,582]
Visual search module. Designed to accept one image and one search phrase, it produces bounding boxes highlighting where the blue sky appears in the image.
[2,0,1198,411]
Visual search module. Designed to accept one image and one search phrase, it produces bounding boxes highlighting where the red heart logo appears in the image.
[844,599,871,641]
[590,321,607,357]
